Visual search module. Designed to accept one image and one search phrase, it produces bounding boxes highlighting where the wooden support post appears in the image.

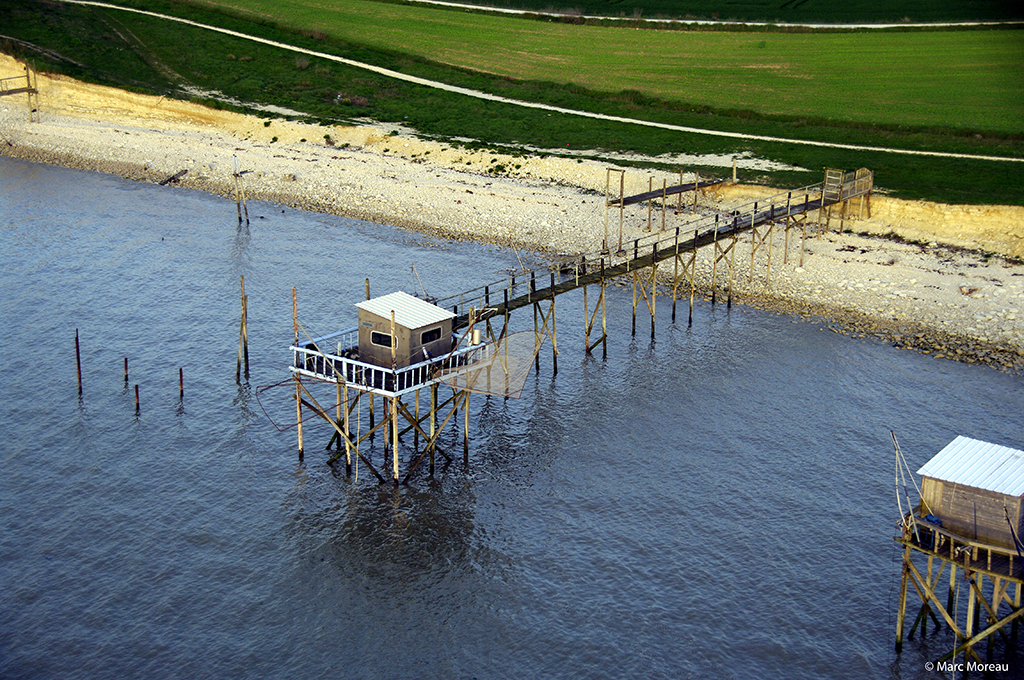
[896,546,910,652]
[124,357,129,384]
[631,272,638,337]
[677,170,683,213]
[463,391,469,465]
[711,215,720,306]
[343,383,351,476]
[179,367,184,401]
[237,275,249,382]
[369,393,375,440]
[365,278,370,300]
[551,295,558,376]
[618,171,625,254]
[390,310,397,369]
[727,234,736,308]
[660,180,667,231]
[732,157,737,184]
[232,156,249,227]
[75,329,83,396]
[392,397,399,486]
[295,377,304,458]
[603,170,610,252]
[671,228,679,323]
[430,383,437,476]
[650,244,657,340]
[693,171,699,214]
[1014,582,1022,639]
[414,388,420,451]
[134,384,140,414]
[583,283,590,350]
[689,228,697,325]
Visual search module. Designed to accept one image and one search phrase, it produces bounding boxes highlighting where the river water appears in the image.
[1,156,1022,679]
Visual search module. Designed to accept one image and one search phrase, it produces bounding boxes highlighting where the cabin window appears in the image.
[370,331,393,348]
[420,327,442,345]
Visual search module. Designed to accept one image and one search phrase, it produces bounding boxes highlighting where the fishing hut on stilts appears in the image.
[289,289,540,485]
[893,434,1024,665]
[284,167,873,483]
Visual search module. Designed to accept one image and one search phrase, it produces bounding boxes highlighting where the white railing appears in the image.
[289,332,491,397]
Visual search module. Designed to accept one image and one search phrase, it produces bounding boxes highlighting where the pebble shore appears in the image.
[2,56,1022,373]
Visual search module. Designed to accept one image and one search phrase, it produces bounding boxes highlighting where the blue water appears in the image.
[1,156,1022,679]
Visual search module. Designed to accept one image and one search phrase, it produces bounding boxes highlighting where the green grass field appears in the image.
[410,0,1024,23]
[195,0,1024,135]
[2,0,1023,205]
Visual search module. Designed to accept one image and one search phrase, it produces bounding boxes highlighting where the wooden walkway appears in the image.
[439,168,873,329]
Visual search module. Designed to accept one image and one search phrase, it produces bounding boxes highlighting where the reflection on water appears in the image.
[1,157,1022,680]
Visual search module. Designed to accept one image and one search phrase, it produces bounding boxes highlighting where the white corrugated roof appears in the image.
[355,291,454,329]
[917,436,1024,497]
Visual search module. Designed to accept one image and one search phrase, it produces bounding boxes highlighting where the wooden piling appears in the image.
[391,396,399,486]
[124,357,129,384]
[463,391,469,464]
[650,244,657,340]
[233,155,249,227]
[134,384,140,414]
[343,383,352,475]
[237,275,249,381]
[896,545,910,652]
[179,367,184,400]
[75,329,82,396]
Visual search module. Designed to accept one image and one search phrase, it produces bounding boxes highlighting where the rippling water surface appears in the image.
[1,157,1022,679]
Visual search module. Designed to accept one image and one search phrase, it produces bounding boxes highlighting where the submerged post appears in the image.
[75,329,83,396]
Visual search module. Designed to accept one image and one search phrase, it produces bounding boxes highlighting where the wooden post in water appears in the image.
[237,275,249,382]
[365,278,370,301]
[75,329,83,396]
[293,288,303,459]
[124,357,129,385]
[343,383,352,476]
[895,545,910,652]
[463,391,469,465]
[134,384,140,414]
[672,228,679,323]
[233,155,249,227]
[430,383,437,476]
[650,243,657,340]
[179,367,184,401]
[391,396,399,486]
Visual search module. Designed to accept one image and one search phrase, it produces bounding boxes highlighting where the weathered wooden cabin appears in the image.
[916,435,1024,549]
[355,291,455,369]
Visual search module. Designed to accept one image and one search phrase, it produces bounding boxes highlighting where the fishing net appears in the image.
[434,330,543,399]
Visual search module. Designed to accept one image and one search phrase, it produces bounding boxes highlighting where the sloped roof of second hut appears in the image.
[917,435,1024,497]
[355,291,454,329]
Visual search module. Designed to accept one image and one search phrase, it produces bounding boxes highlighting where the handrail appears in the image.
[289,335,491,397]
[434,175,875,318]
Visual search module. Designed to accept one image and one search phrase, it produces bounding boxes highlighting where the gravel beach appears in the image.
[2,55,1022,372]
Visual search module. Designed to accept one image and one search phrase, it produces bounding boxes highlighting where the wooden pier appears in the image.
[287,167,873,484]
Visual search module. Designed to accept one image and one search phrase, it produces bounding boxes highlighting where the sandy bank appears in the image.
[1,55,1022,372]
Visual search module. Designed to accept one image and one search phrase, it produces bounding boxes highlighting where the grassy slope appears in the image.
[2,0,1023,205]
[195,0,1024,135]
